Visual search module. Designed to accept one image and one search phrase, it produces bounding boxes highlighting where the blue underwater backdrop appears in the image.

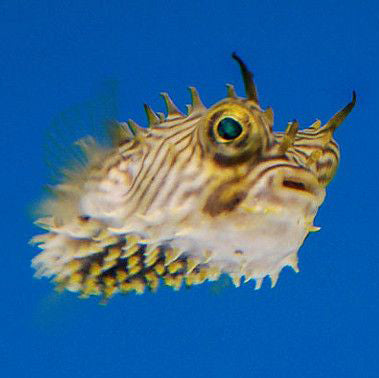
[1,1,378,377]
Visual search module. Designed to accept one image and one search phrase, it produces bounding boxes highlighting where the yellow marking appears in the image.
[144,245,160,257]
[172,275,183,290]
[122,243,141,258]
[120,282,133,293]
[192,273,203,285]
[176,275,184,290]
[144,253,159,267]
[103,276,116,287]
[128,264,142,276]
[149,279,159,292]
[186,257,200,273]
[198,268,209,283]
[164,247,181,266]
[186,268,207,285]
[144,247,160,266]
[185,273,195,286]
[103,285,117,298]
[66,260,81,272]
[98,235,119,247]
[89,262,102,276]
[167,260,184,274]
[145,271,157,281]
[241,204,259,214]
[310,120,321,129]
[128,254,141,268]
[68,272,82,286]
[241,204,280,214]
[306,150,322,167]
[263,206,281,214]
[81,277,100,297]
[116,269,128,283]
[105,246,121,261]
[308,225,321,232]
[53,273,67,287]
[130,278,145,294]
[76,241,104,256]
[154,262,165,276]
[101,259,117,272]
[164,274,175,287]
[145,272,159,291]
[92,229,109,242]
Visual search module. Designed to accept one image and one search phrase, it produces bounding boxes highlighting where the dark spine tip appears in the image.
[352,90,357,106]
[231,52,242,64]
[231,52,259,104]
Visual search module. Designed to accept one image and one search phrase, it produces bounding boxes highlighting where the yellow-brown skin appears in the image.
[31,55,355,300]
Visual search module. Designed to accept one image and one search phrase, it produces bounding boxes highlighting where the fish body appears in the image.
[31,54,355,298]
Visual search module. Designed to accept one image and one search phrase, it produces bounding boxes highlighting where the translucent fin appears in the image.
[43,80,119,184]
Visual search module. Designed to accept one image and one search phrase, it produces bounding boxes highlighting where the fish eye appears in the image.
[216,117,243,141]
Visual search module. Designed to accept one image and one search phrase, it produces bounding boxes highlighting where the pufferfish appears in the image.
[31,54,356,299]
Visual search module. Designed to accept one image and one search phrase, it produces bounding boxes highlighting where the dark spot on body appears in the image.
[213,150,254,166]
[203,179,247,217]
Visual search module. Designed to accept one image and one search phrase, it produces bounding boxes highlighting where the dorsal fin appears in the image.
[107,121,135,146]
[143,104,160,127]
[226,84,237,98]
[160,92,183,119]
[127,119,148,138]
[188,87,206,115]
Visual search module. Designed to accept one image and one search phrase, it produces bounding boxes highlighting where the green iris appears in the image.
[217,117,243,140]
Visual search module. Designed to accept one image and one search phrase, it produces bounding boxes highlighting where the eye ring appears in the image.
[215,117,243,141]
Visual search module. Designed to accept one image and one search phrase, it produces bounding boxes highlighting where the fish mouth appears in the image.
[247,164,326,213]
[282,179,308,191]
[282,177,317,196]
[279,168,323,200]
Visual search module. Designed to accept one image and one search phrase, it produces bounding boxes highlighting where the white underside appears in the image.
[165,204,312,279]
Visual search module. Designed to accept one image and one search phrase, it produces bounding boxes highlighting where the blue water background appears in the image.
[1,1,378,377]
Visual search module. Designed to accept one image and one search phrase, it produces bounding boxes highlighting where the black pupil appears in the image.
[217,118,243,140]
